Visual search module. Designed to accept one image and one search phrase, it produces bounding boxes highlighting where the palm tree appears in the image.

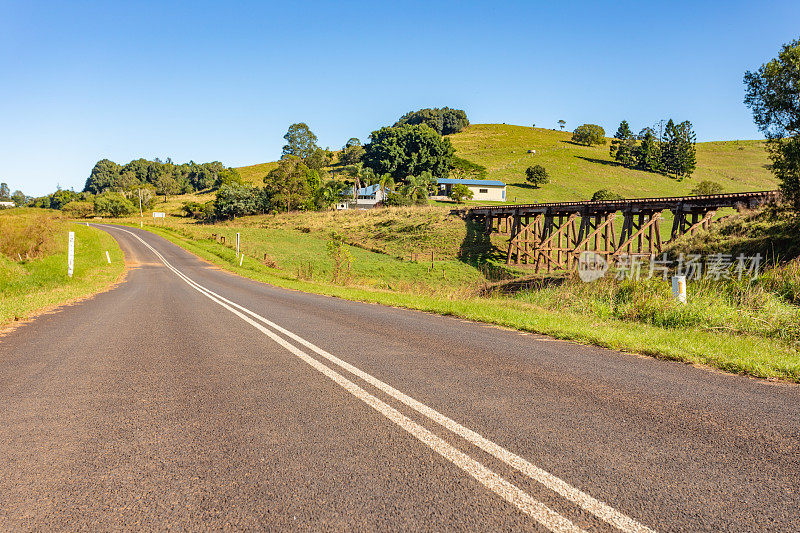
[318,180,348,210]
[402,172,435,202]
[378,173,395,200]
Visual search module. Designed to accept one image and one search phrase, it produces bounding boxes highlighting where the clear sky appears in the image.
[2,0,799,196]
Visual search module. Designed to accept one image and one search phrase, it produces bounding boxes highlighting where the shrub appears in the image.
[691,180,724,196]
[449,183,473,203]
[591,189,624,201]
[0,213,61,259]
[326,232,352,284]
[62,201,94,218]
[93,192,136,217]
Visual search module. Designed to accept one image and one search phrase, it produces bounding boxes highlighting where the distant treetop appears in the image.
[394,107,469,135]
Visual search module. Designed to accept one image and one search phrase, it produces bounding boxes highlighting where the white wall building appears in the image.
[0,201,16,209]
[336,184,387,210]
[435,178,507,202]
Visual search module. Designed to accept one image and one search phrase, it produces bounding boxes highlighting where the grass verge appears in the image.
[136,223,800,382]
[0,210,125,328]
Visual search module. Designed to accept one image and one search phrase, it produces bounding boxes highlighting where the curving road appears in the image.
[0,224,798,531]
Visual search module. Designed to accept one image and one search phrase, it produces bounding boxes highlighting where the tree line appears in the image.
[83,158,243,197]
[197,107,471,219]
[608,119,697,179]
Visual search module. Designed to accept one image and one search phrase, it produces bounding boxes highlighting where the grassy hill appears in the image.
[232,124,777,204]
[237,161,279,186]
[447,124,777,204]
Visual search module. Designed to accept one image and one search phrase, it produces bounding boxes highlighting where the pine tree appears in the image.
[609,120,636,167]
[660,119,679,177]
[674,121,697,178]
[660,119,696,178]
[634,130,662,172]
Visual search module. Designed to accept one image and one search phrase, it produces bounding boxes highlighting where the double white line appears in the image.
[100,225,655,533]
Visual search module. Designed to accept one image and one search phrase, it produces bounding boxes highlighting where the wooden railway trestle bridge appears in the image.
[463,191,780,272]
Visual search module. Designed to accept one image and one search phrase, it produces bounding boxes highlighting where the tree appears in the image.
[213,184,263,220]
[634,129,662,172]
[305,147,332,171]
[441,108,469,135]
[62,201,94,218]
[744,37,800,209]
[153,169,180,201]
[558,120,566,131]
[0,183,9,200]
[661,119,697,179]
[449,183,473,204]
[571,124,606,146]
[377,173,396,198]
[691,180,724,196]
[11,190,27,206]
[395,107,469,135]
[339,143,365,166]
[525,164,549,187]
[264,156,311,212]
[395,108,443,133]
[84,159,122,193]
[674,120,697,178]
[93,192,136,217]
[214,167,244,189]
[609,120,636,167]
[364,124,455,182]
[401,171,435,202]
[345,137,361,148]
[450,156,487,179]
[590,189,624,201]
[316,180,348,210]
[282,123,319,161]
[50,189,79,209]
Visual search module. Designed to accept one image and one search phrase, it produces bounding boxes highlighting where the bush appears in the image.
[62,201,94,218]
[572,124,606,146]
[591,189,624,201]
[525,165,549,187]
[449,183,473,203]
[181,200,216,221]
[214,184,271,220]
[326,232,352,284]
[691,180,724,196]
[0,213,61,259]
[93,192,136,217]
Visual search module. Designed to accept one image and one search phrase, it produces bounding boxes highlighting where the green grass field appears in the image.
[447,124,778,204]
[0,209,125,327]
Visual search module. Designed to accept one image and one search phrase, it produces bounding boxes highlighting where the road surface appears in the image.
[1,224,798,531]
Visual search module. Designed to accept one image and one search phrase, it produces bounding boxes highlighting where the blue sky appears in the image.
[2,0,798,196]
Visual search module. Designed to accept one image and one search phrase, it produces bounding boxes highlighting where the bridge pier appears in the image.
[462,191,780,272]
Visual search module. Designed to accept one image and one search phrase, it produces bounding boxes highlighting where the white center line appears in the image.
[98,224,656,533]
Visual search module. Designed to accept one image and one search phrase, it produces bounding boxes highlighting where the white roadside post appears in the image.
[68,231,75,278]
[106,251,111,264]
[236,232,240,259]
[672,275,687,304]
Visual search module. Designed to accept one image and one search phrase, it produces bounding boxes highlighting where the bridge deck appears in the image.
[464,190,780,217]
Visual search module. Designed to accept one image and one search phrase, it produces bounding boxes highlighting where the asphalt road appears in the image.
[1,224,798,532]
